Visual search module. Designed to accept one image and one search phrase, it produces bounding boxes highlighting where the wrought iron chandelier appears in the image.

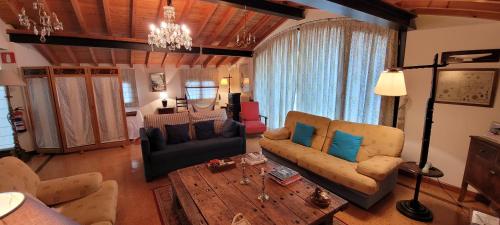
[235,6,256,48]
[148,0,192,51]
[18,0,63,43]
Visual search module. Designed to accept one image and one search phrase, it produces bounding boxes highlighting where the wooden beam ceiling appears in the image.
[102,0,113,35]
[64,46,79,64]
[35,45,59,65]
[110,49,116,66]
[201,0,305,20]
[70,0,89,33]
[89,47,98,65]
[7,30,253,57]
[288,0,416,29]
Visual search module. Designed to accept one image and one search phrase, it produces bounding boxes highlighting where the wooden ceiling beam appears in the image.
[130,0,137,37]
[89,47,98,65]
[188,4,219,66]
[35,45,59,65]
[202,55,216,67]
[176,55,185,68]
[102,0,113,35]
[173,0,196,68]
[201,0,304,20]
[64,46,79,65]
[130,50,134,67]
[145,51,151,67]
[253,18,287,48]
[7,30,253,57]
[218,11,255,47]
[161,53,168,67]
[111,49,116,66]
[156,0,167,23]
[215,56,227,67]
[410,7,500,20]
[230,57,240,65]
[288,0,416,29]
[70,0,89,33]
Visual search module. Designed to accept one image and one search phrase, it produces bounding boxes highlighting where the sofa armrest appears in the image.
[356,156,403,181]
[37,172,103,206]
[140,128,155,181]
[263,127,290,140]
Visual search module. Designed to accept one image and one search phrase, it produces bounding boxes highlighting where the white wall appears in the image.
[403,18,500,189]
[0,19,51,152]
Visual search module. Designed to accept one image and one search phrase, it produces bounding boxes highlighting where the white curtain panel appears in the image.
[254,29,300,129]
[27,78,60,148]
[92,77,127,143]
[254,19,396,128]
[55,77,95,148]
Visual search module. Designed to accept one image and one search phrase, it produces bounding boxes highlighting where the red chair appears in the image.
[240,101,267,135]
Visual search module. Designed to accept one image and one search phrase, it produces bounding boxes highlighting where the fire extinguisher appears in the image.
[12,107,27,133]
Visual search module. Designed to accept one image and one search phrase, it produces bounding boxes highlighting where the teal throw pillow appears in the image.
[291,122,315,147]
[328,130,363,162]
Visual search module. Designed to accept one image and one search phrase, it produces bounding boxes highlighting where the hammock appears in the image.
[185,86,219,112]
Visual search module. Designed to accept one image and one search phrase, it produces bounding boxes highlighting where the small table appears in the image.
[169,155,348,225]
[158,107,175,114]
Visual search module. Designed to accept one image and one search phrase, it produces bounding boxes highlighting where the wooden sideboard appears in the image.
[459,136,499,205]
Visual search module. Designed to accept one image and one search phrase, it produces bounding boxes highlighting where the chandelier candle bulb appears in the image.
[148,1,192,51]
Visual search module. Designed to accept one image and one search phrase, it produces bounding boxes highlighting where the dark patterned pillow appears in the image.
[193,120,216,140]
[165,123,191,144]
[146,128,166,151]
[222,119,239,138]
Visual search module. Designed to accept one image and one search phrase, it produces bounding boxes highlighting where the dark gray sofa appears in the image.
[140,121,246,181]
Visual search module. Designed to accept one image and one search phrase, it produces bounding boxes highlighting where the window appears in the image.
[0,86,14,151]
[185,80,217,100]
[121,69,138,107]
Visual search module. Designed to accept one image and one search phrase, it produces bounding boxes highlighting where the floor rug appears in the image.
[153,185,347,225]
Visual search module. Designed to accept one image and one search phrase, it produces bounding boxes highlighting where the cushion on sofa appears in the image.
[321,120,404,161]
[298,151,379,195]
[328,130,363,162]
[263,127,291,140]
[222,119,239,138]
[284,111,331,151]
[37,172,103,206]
[193,120,216,140]
[56,180,118,225]
[144,111,190,136]
[356,156,403,181]
[166,123,191,144]
[189,109,227,135]
[292,122,315,147]
[259,138,315,163]
[146,128,166,151]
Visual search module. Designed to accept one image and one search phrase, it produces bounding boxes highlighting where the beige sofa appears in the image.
[0,157,118,225]
[260,111,404,208]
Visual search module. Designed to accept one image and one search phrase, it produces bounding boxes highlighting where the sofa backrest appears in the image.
[189,109,227,135]
[0,156,40,195]
[284,111,331,151]
[321,120,404,162]
[144,111,190,136]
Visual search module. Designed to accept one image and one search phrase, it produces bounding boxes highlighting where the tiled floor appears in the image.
[30,138,494,225]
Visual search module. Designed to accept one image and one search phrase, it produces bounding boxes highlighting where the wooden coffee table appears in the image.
[168,155,348,225]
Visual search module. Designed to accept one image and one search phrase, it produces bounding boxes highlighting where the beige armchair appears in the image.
[0,156,118,225]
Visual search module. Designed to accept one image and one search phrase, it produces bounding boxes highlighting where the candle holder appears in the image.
[257,167,269,202]
[240,158,250,185]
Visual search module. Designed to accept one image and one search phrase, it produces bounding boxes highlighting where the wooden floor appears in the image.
[30,138,493,225]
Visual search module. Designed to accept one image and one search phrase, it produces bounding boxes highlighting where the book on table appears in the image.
[268,166,302,186]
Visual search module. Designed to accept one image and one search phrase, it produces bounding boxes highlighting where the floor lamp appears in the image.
[375,54,447,222]
[0,67,27,160]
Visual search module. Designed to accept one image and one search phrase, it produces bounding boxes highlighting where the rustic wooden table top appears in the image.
[168,155,348,225]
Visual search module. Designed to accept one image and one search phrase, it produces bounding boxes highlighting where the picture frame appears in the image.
[436,69,498,107]
[150,72,166,92]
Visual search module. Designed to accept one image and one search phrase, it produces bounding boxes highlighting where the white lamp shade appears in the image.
[243,77,250,85]
[220,78,229,86]
[374,70,407,96]
[159,91,168,100]
[0,68,25,86]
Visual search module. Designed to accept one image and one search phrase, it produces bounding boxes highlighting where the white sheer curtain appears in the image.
[27,78,60,148]
[92,77,127,143]
[254,29,300,129]
[182,67,219,111]
[254,19,396,128]
[55,77,95,148]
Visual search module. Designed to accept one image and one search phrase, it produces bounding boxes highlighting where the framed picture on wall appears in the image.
[150,72,166,92]
[436,69,498,107]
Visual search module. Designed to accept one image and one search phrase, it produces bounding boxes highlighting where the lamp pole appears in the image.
[395,54,447,221]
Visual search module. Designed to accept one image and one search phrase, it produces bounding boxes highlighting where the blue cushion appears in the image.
[165,123,191,144]
[328,130,363,162]
[291,122,315,147]
[194,120,216,140]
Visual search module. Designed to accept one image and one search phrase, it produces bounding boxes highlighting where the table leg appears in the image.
[319,213,334,225]
[458,181,468,202]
